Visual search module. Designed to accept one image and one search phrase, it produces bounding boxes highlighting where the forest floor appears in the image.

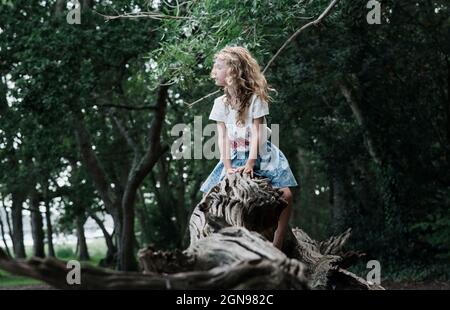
[382,280,450,290]
[1,281,449,290]
[0,240,105,289]
[1,242,449,290]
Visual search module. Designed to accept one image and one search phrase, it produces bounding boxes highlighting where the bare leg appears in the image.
[273,187,293,250]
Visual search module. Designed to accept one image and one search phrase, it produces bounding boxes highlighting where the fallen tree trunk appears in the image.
[0,227,308,290]
[0,173,383,290]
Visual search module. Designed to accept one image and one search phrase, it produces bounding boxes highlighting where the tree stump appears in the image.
[0,173,383,289]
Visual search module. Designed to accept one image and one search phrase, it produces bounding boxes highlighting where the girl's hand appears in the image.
[236,163,254,178]
[226,167,237,174]
[244,165,254,178]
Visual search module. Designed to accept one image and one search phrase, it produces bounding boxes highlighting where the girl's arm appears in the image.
[248,116,264,164]
[217,121,233,170]
[243,117,264,174]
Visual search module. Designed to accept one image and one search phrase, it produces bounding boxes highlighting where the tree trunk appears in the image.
[76,217,90,261]
[120,197,137,271]
[446,57,450,165]
[151,163,181,248]
[339,76,382,165]
[44,199,55,257]
[1,200,12,244]
[73,74,168,272]
[90,212,116,267]
[110,206,122,261]
[30,189,45,258]
[0,74,7,116]
[137,189,152,246]
[11,192,26,258]
[82,0,93,9]
[54,0,66,16]
[73,111,124,264]
[175,161,189,247]
[120,83,169,271]
[0,211,11,257]
[329,165,351,234]
[0,174,383,290]
[39,179,55,258]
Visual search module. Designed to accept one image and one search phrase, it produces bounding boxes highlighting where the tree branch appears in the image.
[185,89,221,108]
[98,103,157,111]
[109,111,140,157]
[187,0,341,108]
[0,246,308,290]
[93,10,191,22]
[262,0,340,74]
[72,111,117,212]
[119,82,170,270]
[338,77,382,165]
[130,82,170,187]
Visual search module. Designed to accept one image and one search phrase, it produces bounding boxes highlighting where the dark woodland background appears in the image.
[0,0,449,287]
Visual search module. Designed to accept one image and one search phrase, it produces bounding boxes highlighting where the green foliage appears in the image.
[0,0,449,278]
[411,194,450,260]
[55,245,75,259]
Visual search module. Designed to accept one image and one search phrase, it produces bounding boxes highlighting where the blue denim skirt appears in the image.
[200,141,298,193]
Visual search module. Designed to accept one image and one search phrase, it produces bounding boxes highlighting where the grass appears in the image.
[0,269,43,287]
[0,239,108,288]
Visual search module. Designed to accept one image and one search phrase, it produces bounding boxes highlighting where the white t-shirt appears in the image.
[209,94,270,152]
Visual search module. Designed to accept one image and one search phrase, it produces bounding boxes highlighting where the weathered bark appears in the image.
[0,174,383,290]
[189,173,286,244]
[76,217,90,261]
[29,188,45,258]
[0,246,307,290]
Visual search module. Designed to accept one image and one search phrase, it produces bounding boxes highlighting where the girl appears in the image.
[199,46,298,250]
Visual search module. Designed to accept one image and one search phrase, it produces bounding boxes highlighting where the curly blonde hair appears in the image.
[211,46,273,125]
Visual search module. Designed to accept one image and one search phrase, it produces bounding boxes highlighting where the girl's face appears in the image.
[211,58,229,87]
